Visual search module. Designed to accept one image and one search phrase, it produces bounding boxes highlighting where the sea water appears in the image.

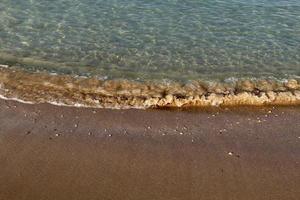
[0,0,300,108]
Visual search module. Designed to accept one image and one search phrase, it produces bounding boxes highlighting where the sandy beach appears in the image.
[0,99,299,200]
[1,1,300,199]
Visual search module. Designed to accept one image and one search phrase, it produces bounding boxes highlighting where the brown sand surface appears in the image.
[0,99,299,200]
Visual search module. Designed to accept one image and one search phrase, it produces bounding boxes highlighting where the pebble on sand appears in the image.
[228,151,240,158]
[219,129,227,134]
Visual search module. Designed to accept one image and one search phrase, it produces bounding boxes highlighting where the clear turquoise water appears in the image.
[0,0,300,82]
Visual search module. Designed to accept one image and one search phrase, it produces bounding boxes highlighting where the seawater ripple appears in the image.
[0,0,300,81]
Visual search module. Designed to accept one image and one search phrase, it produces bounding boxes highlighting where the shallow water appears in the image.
[0,0,300,81]
[1,0,300,108]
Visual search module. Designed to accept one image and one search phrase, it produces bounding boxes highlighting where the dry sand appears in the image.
[0,99,299,200]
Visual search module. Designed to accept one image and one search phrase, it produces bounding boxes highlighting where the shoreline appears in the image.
[0,99,300,199]
[1,67,300,109]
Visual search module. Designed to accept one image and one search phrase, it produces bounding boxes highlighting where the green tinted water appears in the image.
[0,0,300,81]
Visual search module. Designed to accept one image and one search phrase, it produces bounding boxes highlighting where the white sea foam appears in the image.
[0,64,9,68]
[0,93,145,110]
[0,94,34,104]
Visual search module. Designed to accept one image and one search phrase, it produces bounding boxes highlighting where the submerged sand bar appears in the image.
[1,67,300,109]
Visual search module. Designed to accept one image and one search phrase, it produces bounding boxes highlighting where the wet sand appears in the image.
[0,99,299,200]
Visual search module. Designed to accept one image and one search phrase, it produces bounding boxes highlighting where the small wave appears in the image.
[1,67,300,109]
